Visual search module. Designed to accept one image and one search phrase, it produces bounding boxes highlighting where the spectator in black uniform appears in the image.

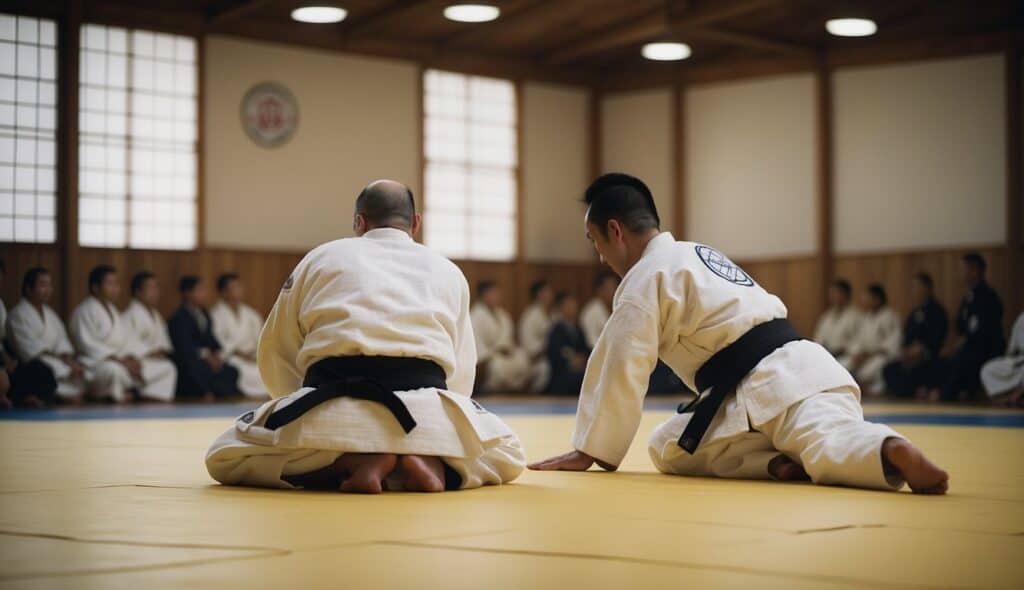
[927,253,1004,401]
[167,276,239,401]
[545,292,589,395]
[882,273,948,398]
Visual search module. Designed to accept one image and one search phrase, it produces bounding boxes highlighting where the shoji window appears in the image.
[78,24,197,249]
[0,13,57,243]
[423,69,517,261]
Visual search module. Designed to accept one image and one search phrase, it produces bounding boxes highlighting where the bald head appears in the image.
[354,180,417,233]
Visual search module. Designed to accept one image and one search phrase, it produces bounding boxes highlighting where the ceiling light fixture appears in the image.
[291,6,348,24]
[444,4,501,23]
[641,41,691,61]
[825,18,877,37]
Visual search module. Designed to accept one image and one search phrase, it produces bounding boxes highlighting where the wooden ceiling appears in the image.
[13,0,1024,87]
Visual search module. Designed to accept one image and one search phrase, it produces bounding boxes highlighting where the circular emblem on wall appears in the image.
[241,82,299,148]
[695,245,755,287]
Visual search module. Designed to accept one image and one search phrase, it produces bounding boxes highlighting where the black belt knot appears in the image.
[261,356,447,434]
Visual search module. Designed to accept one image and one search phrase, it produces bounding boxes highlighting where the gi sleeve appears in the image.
[571,299,659,467]
[69,305,120,365]
[257,265,307,397]
[7,308,46,362]
[450,279,478,396]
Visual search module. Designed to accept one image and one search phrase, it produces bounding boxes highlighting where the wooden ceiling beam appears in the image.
[678,25,814,58]
[342,0,436,38]
[207,0,277,26]
[545,0,781,65]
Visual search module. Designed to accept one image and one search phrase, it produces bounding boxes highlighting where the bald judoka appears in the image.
[530,173,949,495]
[205,180,525,493]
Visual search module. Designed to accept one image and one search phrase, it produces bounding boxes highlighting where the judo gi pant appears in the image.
[981,356,1024,397]
[648,387,904,491]
[882,358,938,398]
[839,354,889,395]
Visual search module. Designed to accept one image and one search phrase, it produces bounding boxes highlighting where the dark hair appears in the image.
[914,272,934,291]
[962,252,986,273]
[131,271,156,295]
[594,271,618,290]
[831,279,852,298]
[179,275,201,295]
[529,280,549,300]
[355,181,416,229]
[21,267,50,297]
[217,273,239,293]
[477,280,497,299]
[868,283,887,306]
[88,264,117,294]
[583,173,660,237]
[554,291,574,307]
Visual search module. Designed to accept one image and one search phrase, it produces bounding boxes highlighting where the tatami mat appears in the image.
[0,403,1022,589]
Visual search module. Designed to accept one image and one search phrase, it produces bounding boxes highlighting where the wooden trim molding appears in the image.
[815,59,834,310]
[1005,42,1022,315]
[671,82,686,238]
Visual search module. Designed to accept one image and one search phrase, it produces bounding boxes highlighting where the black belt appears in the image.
[677,318,802,454]
[263,356,447,433]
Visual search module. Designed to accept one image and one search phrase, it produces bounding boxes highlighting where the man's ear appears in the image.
[353,213,366,235]
[607,219,624,243]
[410,212,422,237]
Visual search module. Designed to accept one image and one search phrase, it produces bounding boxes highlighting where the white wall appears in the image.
[204,36,420,251]
[521,82,593,262]
[600,89,675,233]
[834,54,1006,253]
[685,73,817,259]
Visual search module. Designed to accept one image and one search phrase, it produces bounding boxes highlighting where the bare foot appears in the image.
[339,453,398,494]
[398,455,446,493]
[882,437,949,494]
[768,454,810,482]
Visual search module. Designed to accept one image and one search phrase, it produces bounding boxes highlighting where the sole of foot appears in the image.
[399,455,446,493]
[883,438,949,495]
[339,453,398,494]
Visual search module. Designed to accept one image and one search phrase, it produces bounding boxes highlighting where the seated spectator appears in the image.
[814,279,862,358]
[6,267,85,406]
[545,292,589,395]
[980,311,1023,406]
[0,260,11,409]
[470,281,530,393]
[209,273,268,398]
[168,276,239,401]
[840,284,901,396]
[122,271,178,402]
[882,273,948,398]
[927,253,1005,402]
[518,279,554,392]
[70,265,177,404]
[580,272,618,349]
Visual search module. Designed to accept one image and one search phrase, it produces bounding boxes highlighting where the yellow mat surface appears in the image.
[1,405,1022,589]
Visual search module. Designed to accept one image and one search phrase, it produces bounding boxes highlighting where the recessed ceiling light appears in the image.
[825,18,877,37]
[291,6,348,24]
[444,4,500,23]
[641,42,691,61]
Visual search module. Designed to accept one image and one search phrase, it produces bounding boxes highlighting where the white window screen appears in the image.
[0,14,57,243]
[78,24,197,250]
[424,69,516,261]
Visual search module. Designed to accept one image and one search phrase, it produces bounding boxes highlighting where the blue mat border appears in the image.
[1,401,1022,428]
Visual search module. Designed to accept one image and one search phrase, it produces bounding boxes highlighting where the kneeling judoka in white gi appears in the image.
[205,180,525,493]
[210,273,269,398]
[530,173,949,494]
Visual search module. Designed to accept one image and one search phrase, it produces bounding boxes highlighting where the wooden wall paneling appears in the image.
[672,82,686,238]
[58,0,83,318]
[737,256,820,337]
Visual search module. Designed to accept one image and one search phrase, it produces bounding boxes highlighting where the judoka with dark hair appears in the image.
[168,275,239,400]
[529,173,949,494]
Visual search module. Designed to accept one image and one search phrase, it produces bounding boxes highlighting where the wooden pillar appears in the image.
[588,88,601,180]
[672,82,686,239]
[58,0,83,317]
[514,79,528,312]
[815,59,834,311]
[196,33,206,250]
[1006,42,1022,318]
[414,63,425,244]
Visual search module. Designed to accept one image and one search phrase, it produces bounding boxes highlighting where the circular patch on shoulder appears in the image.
[695,245,754,287]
